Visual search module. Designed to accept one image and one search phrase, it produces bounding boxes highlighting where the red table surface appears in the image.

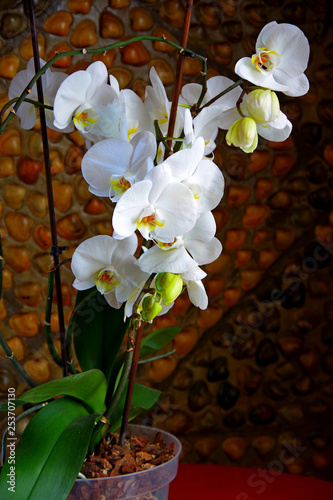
[169,464,333,500]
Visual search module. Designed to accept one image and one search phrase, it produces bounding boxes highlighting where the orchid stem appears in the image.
[197,79,244,113]
[196,58,208,108]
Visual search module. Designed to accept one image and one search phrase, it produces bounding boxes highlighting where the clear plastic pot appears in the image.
[68,425,181,500]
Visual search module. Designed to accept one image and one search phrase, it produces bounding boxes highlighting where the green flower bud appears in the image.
[155,272,183,306]
[246,89,280,123]
[141,295,163,322]
[226,117,258,154]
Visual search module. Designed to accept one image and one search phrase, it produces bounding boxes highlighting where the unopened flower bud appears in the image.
[246,89,280,123]
[141,295,163,322]
[155,272,183,306]
[226,117,258,153]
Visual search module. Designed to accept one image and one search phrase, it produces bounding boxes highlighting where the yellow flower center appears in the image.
[73,109,98,129]
[251,47,280,73]
[137,213,165,235]
[110,176,131,198]
[94,269,120,294]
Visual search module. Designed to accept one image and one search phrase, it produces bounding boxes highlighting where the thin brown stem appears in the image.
[118,322,144,446]
[27,0,68,377]
[164,0,193,159]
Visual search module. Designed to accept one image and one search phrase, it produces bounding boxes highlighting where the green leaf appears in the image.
[140,326,181,359]
[21,369,107,414]
[0,398,99,500]
[109,383,161,432]
[72,289,128,384]
[0,400,25,412]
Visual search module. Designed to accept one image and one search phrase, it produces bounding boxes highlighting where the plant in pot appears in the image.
[0,0,310,498]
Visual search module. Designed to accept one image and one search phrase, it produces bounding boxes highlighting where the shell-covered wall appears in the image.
[0,0,333,482]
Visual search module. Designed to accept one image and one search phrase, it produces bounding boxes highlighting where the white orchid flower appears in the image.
[163,137,224,213]
[53,61,116,139]
[182,266,208,310]
[112,162,198,241]
[81,131,156,201]
[235,22,310,97]
[183,107,219,155]
[71,234,148,309]
[137,211,222,274]
[8,58,69,131]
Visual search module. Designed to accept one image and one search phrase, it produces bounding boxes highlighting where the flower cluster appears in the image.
[8,21,309,321]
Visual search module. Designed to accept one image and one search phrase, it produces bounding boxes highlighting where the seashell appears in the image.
[258,249,278,269]
[194,438,218,458]
[33,253,52,275]
[298,346,320,372]
[200,410,220,429]
[52,181,73,212]
[253,229,268,244]
[27,192,48,218]
[149,356,177,382]
[198,2,221,28]
[198,304,223,329]
[91,220,113,236]
[172,368,193,390]
[0,129,21,156]
[159,1,185,28]
[252,436,276,457]
[2,269,13,289]
[5,213,33,242]
[250,404,275,425]
[235,250,252,267]
[309,275,330,297]
[20,34,45,61]
[47,43,72,68]
[188,380,212,412]
[46,128,64,144]
[9,312,39,337]
[188,23,207,45]
[46,150,64,175]
[206,276,225,297]
[120,41,150,67]
[152,28,176,53]
[149,59,174,85]
[268,190,292,210]
[213,146,223,169]
[33,224,52,250]
[130,7,154,31]
[0,157,14,177]
[222,437,248,461]
[209,42,232,66]
[0,336,25,362]
[306,160,328,184]
[68,130,86,148]
[28,132,43,157]
[67,61,91,76]
[212,208,229,230]
[242,34,257,57]
[281,283,306,310]
[242,4,268,28]
[275,361,297,379]
[281,101,302,123]
[223,410,246,428]
[74,177,93,204]
[309,187,331,210]
[17,156,41,184]
[205,253,230,272]
[84,198,108,215]
[0,54,20,79]
[193,346,211,366]
[173,327,198,356]
[100,10,124,38]
[278,330,303,358]
[56,213,87,240]
[272,154,296,176]
[256,339,278,367]
[171,294,191,316]
[222,21,243,42]
[3,246,30,272]
[109,0,130,7]
[71,20,97,48]
[44,11,73,36]
[275,228,295,251]
[248,150,270,172]
[3,184,26,209]
[0,13,27,39]
[183,56,202,76]
[220,0,238,17]
[227,186,250,208]
[109,67,133,89]
[282,2,307,24]
[224,287,241,306]
[131,79,148,101]
[0,369,16,397]
[52,283,72,307]
[68,0,92,14]
[255,178,274,200]
[301,122,322,144]
[152,314,177,332]
[23,357,50,384]
[14,283,43,307]
[0,298,7,321]
[292,376,315,396]
[217,381,239,410]
[166,410,192,434]
[207,357,229,382]
[225,154,245,180]
[64,146,84,175]
[92,50,115,68]
[312,453,331,471]
[225,229,246,250]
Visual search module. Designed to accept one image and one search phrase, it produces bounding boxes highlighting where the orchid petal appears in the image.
[112,181,152,238]
[138,245,196,274]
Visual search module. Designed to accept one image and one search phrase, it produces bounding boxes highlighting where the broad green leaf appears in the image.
[140,326,181,359]
[72,290,128,385]
[109,383,161,432]
[0,398,99,500]
[21,369,107,413]
[0,400,25,412]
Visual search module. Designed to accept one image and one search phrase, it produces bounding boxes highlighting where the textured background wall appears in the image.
[0,0,332,482]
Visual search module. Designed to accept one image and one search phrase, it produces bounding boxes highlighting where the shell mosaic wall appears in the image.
[0,0,333,482]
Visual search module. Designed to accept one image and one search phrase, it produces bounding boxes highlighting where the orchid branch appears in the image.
[197,79,244,113]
